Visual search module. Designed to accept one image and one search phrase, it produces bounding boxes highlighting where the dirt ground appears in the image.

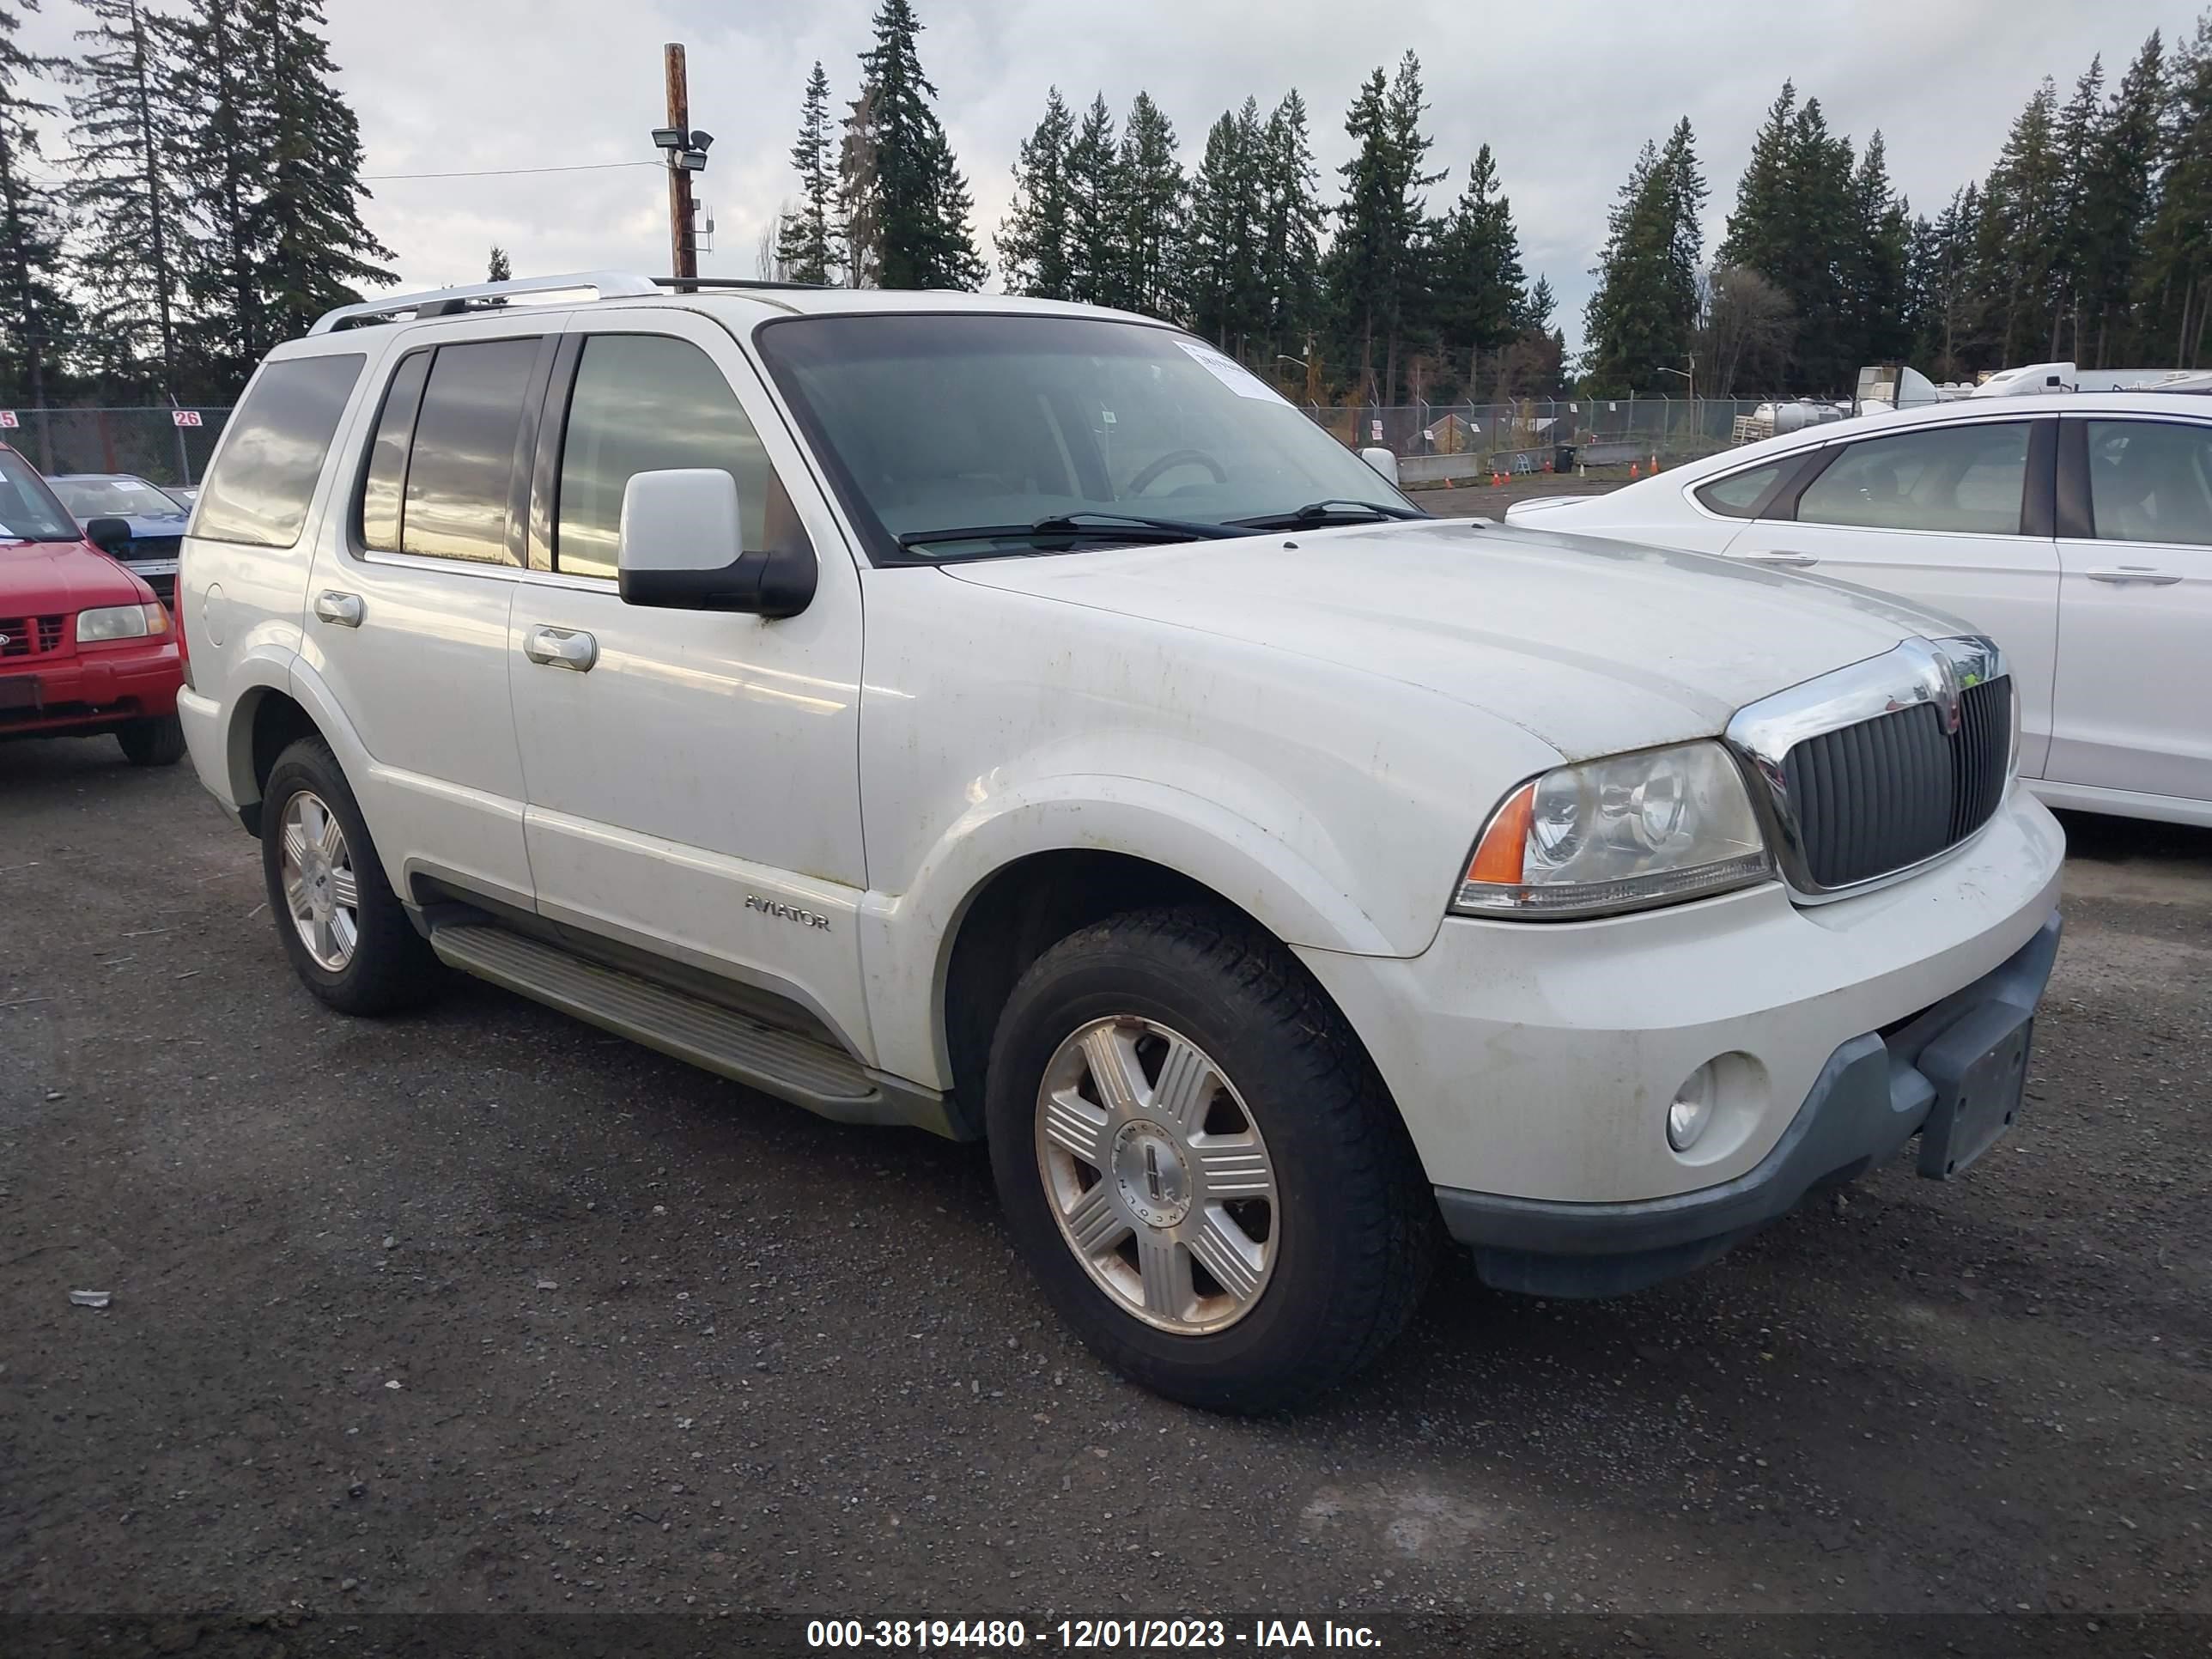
[3,658,2208,1654]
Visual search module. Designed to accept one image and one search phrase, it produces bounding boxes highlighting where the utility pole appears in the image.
[664,43,696,283]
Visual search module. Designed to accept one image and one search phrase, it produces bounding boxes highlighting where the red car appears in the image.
[0,442,186,765]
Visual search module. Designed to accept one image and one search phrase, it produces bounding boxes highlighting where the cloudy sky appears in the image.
[17,0,2203,349]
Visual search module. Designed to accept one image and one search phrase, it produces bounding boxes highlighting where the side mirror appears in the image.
[616,468,815,618]
[85,516,133,554]
[1359,446,1400,485]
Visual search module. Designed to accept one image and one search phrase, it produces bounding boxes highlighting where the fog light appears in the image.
[1667,1061,1719,1152]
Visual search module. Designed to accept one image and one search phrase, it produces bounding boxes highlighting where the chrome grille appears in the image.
[1726,635,2014,901]
[1782,676,2012,889]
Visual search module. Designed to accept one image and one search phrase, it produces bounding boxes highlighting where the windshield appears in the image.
[0,451,88,543]
[49,476,187,520]
[755,313,1419,561]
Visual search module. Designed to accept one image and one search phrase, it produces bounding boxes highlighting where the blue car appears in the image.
[46,472,193,606]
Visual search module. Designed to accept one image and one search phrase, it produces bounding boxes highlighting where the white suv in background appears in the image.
[1510,392,2212,827]
[175,274,2063,1411]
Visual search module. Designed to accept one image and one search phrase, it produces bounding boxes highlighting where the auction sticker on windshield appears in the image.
[1176,338,1281,402]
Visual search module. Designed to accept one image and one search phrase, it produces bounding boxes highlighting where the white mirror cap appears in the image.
[1359,446,1400,485]
[618,468,744,573]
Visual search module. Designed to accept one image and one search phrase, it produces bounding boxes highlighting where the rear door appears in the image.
[2047,413,2212,807]
[1724,416,2060,778]
[297,317,562,908]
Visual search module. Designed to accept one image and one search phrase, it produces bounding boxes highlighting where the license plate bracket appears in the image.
[0,676,41,711]
[1916,1001,2034,1179]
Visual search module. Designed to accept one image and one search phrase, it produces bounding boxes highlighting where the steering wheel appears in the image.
[1128,448,1228,495]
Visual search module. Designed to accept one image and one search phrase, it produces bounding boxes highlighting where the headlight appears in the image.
[76,604,169,643]
[1454,741,1771,919]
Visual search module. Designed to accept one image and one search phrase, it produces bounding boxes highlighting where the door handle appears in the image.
[523,625,599,672]
[313,591,364,627]
[1743,551,1820,567]
[2085,567,2181,586]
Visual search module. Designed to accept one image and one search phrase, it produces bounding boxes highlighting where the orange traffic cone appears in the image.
[1650,453,1660,472]
[1629,461,1640,480]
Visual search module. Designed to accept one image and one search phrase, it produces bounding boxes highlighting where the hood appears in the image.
[943,519,1959,761]
[0,536,155,612]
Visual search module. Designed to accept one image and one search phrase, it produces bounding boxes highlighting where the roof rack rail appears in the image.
[651,276,835,292]
[307,271,662,334]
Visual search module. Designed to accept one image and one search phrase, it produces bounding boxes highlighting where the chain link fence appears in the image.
[1,395,1786,496]
[2,406,235,489]
[1304,397,1776,484]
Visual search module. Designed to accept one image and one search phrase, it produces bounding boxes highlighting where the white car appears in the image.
[1510,392,2212,827]
[173,273,2063,1411]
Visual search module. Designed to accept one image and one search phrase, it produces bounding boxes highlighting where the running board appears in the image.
[428,921,957,1134]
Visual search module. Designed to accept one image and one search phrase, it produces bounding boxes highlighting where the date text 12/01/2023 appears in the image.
[805,1620,1384,1650]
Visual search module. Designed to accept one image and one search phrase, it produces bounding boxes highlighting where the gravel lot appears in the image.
[3,678,2208,1648]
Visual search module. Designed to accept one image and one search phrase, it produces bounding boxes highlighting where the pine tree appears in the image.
[776,61,839,286]
[2049,57,2106,360]
[64,0,186,399]
[1324,52,1443,403]
[842,0,984,291]
[487,245,511,282]
[1187,98,1265,349]
[2139,14,2212,368]
[1583,122,1705,394]
[2081,33,2164,366]
[0,0,79,426]
[168,0,257,381]
[1256,90,1322,367]
[1719,83,1869,391]
[996,86,1076,299]
[1848,131,1912,368]
[1979,77,2067,367]
[1065,93,1121,308]
[1433,143,1525,397]
[249,0,394,347]
[1115,92,1184,319]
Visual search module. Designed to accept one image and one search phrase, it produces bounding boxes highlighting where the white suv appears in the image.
[175,273,2064,1411]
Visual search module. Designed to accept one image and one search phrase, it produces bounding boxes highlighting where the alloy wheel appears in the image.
[1034,1016,1279,1334]
[280,790,361,972]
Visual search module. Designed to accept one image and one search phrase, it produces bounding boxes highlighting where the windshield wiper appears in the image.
[1227,498,1429,529]
[898,509,1240,552]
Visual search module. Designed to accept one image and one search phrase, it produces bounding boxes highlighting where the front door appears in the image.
[1723,416,2061,778]
[505,309,873,1059]
[2048,413,2212,808]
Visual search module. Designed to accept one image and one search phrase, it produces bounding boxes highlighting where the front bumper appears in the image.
[1437,911,2060,1296]
[1292,786,2066,1291]
[0,641,182,738]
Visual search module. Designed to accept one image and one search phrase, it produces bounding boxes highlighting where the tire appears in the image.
[258,736,441,1016]
[985,906,1437,1413]
[115,714,187,767]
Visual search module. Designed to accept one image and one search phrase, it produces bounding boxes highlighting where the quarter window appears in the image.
[2083,420,2212,546]
[356,349,431,554]
[399,338,540,565]
[1796,422,2030,536]
[194,353,365,548]
[553,333,794,580]
[1694,459,1790,519]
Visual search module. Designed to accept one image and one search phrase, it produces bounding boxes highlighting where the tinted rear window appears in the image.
[194,354,364,547]
[400,339,538,565]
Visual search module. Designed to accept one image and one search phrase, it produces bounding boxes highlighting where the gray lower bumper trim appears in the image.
[1436,909,2062,1296]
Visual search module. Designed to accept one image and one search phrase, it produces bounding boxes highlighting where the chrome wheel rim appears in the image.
[280,790,360,972]
[1035,1017,1278,1335]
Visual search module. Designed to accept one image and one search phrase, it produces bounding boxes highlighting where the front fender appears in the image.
[857,775,1403,1090]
